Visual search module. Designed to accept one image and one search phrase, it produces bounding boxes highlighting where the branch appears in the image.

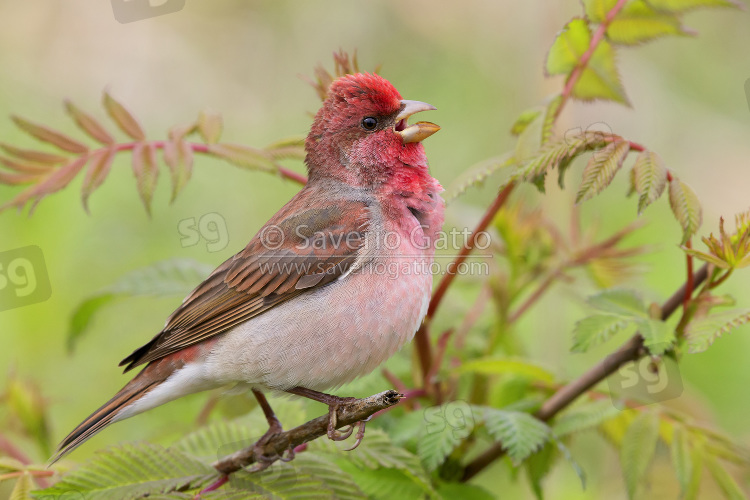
[461,263,709,481]
[213,390,402,475]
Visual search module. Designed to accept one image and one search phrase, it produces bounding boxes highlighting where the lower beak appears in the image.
[395,100,440,143]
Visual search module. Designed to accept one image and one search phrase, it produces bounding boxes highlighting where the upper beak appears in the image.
[395,100,440,143]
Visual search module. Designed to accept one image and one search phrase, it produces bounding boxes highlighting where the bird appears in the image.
[52,72,444,464]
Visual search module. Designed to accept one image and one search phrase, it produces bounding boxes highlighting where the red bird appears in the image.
[53,73,444,462]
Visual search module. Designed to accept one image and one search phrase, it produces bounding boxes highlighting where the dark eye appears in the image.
[361,117,378,131]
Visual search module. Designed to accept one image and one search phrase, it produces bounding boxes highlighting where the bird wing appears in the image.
[119,190,371,372]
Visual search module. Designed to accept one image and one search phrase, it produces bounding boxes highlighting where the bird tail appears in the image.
[50,363,172,464]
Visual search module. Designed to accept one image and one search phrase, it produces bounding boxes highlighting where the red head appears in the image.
[305,73,439,188]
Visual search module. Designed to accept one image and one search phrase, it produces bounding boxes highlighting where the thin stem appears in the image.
[461,264,709,481]
[684,240,694,310]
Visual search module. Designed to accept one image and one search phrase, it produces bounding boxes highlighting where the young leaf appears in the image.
[482,409,550,465]
[81,147,116,212]
[541,94,563,144]
[705,455,747,500]
[0,143,67,165]
[572,313,632,353]
[685,308,750,353]
[671,425,693,497]
[587,288,648,318]
[11,115,88,154]
[208,143,277,172]
[633,150,668,214]
[64,100,116,145]
[1,156,88,213]
[511,108,542,136]
[103,91,146,141]
[620,411,660,499]
[0,156,53,175]
[9,471,33,500]
[131,142,159,214]
[583,0,619,22]
[0,171,44,185]
[546,18,592,76]
[264,136,306,161]
[552,437,587,490]
[607,0,692,45]
[669,178,703,244]
[635,317,675,354]
[575,139,631,203]
[552,399,622,437]
[417,411,472,471]
[197,110,223,144]
[163,140,194,202]
[577,39,630,104]
[647,0,744,12]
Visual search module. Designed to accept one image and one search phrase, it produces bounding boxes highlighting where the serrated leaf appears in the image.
[444,155,516,202]
[647,0,744,12]
[0,156,54,174]
[103,91,145,141]
[705,455,747,500]
[635,317,675,354]
[337,464,424,500]
[163,140,193,202]
[197,110,223,144]
[608,0,692,45]
[482,409,550,465]
[11,115,88,154]
[0,143,67,165]
[620,411,660,499]
[583,0,619,21]
[131,142,159,214]
[208,143,277,172]
[587,289,648,318]
[524,441,556,500]
[541,95,563,144]
[671,425,693,496]
[572,313,632,353]
[264,136,306,161]
[67,259,212,352]
[552,399,622,437]
[1,156,88,213]
[575,38,630,104]
[669,179,703,244]
[34,442,215,500]
[546,18,592,76]
[81,147,116,212]
[681,247,731,269]
[417,422,467,472]
[520,132,604,182]
[552,437,587,490]
[685,308,750,353]
[9,471,33,500]
[515,113,545,162]
[576,140,630,203]
[511,108,542,136]
[65,100,115,145]
[633,150,668,213]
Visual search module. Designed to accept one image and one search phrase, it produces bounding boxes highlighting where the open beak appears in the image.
[394,100,440,143]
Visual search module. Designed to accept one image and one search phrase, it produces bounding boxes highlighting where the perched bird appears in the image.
[52,72,444,463]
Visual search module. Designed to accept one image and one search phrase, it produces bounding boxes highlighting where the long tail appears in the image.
[50,357,188,464]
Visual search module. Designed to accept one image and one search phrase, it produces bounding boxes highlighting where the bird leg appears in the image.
[285,387,367,449]
[247,389,293,470]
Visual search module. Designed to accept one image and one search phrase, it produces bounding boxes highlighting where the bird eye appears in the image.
[361,117,378,131]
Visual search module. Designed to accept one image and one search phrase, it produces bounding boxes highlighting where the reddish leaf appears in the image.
[0,156,54,175]
[65,100,116,145]
[81,148,116,213]
[1,157,88,213]
[197,110,223,144]
[0,143,67,165]
[0,171,43,185]
[131,142,159,214]
[11,115,88,154]
[163,140,193,202]
[103,92,145,141]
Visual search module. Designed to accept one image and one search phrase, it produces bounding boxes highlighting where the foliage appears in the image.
[1,1,749,499]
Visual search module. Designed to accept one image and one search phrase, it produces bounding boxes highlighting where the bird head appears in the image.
[305,73,439,187]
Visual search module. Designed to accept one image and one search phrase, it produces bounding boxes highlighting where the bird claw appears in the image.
[343,419,367,451]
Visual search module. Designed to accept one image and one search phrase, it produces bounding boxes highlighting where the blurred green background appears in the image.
[1,1,749,498]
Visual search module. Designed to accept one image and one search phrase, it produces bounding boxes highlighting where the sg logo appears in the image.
[111,0,186,24]
[607,346,683,409]
[0,246,52,312]
[424,400,475,439]
[178,212,230,253]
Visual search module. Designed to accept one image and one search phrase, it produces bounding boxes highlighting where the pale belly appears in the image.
[205,253,433,392]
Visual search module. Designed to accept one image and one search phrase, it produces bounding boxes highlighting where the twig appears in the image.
[461,263,709,481]
[213,390,402,475]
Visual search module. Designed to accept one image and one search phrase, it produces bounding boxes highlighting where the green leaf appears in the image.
[546,18,592,76]
[520,131,607,183]
[34,443,215,500]
[671,425,693,497]
[633,150,668,214]
[103,91,146,141]
[524,441,557,500]
[66,259,212,352]
[482,409,550,465]
[635,318,675,354]
[620,411,660,499]
[418,402,475,471]
[582,0,619,22]
[577,39,629,104]
[647,0,744,12]
[337,465,424,500]
[685,308,750,353]
[705,455,747,500]
[552,399,622,437]
[511,108,542,136]
[541,95,563,144]
[10,471,33,500]
[197,110,223,144]
[668,178,703,244]
[576,140,631,203]
[608,0,692,45]
[455,357,555,382]
[444,154,516,203]
[572,313,631,353]
[552,437,587,490]
[587,289,648,318]
[437,482,495,500]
